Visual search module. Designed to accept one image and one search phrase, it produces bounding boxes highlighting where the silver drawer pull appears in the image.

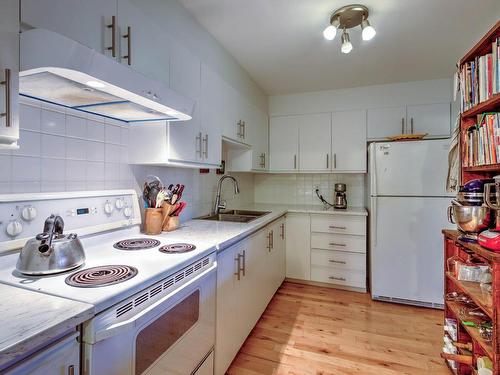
[329,225,346,230]
[329,242,346,247]
[329,259,346,264]
[329,276,346,281]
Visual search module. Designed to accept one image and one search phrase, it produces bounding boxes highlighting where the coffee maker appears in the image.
[334,183,347,209]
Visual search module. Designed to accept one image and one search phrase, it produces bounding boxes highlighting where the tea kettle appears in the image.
[16,215,85,275]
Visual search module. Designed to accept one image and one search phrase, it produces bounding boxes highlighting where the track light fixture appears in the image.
[323,4,375,54]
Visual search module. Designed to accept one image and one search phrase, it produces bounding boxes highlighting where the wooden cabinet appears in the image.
[269,116,299,171]
[21,0,117,58]
[215,218,286,375]
[331,110,366,172]
[285,213,311,280]
[0,0,19,149]
[367,103,451,140]
[298,113,331,172]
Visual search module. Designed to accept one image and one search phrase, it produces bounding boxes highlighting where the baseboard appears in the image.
[285,278,367,293]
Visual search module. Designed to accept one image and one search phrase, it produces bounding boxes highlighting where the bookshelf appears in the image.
[443,20,500,375]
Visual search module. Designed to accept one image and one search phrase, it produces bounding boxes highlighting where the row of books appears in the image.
[460,37,500,112]
[462,113,500,167]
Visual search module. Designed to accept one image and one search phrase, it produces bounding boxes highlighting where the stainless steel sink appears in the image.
[195,209,270,223]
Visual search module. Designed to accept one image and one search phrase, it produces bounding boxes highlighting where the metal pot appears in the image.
[16,215,85,275]
[447,205,491,233]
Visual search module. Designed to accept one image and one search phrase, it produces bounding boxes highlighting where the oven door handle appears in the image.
[93,262,217,343]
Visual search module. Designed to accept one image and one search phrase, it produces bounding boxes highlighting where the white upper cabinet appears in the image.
[332,110,367,172]
[0,0,19,149]
[298,113,331,172]
[21,0,117,58]
[406,103,450,137]
[200,63,222,166]
[269,116,299,172]
[249,107,268,170]
[367,106,406,140]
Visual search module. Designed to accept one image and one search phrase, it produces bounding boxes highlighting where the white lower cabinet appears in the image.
[215,217,286,375]
[285,213,310,280]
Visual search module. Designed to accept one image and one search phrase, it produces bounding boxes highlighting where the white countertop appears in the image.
[0,284,94,370]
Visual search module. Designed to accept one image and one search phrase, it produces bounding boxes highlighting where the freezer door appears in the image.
[370,196,453,306]
[370,139,452,197]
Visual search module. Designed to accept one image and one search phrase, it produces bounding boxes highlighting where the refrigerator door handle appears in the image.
[371,197,377,247]
[369,145,377,197]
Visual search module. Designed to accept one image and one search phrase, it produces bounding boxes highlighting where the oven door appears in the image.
[83,262,216,375]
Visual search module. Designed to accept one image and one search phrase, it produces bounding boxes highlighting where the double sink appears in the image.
[195,209,270,223]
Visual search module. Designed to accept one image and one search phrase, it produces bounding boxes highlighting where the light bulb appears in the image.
[361,19,376,41]
[323,25,337,41]
[85,80,106,89]
[341,30,353,54]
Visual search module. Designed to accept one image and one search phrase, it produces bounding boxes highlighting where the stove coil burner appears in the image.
[113,238,161,250]
[159,243,197,254]
[65,265,138,288]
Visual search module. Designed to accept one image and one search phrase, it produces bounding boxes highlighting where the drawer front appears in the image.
[311,215,366,235]
[311,249,365,272]
[311,266,366,288]
[310,232,366,253]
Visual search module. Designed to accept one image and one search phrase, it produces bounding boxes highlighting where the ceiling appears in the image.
[179,0,500,95]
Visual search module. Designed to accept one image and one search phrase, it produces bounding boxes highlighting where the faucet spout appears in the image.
[213,175,240,215]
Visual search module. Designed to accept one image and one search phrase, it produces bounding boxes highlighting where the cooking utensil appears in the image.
[16,215,85,275]
[172,202,187,216]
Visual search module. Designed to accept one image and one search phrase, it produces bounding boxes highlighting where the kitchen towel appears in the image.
[447,114,460,193]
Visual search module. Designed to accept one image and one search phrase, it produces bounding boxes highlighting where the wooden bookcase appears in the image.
[443,20,500,375]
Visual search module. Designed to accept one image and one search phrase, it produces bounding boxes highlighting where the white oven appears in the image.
[81,254,216,375]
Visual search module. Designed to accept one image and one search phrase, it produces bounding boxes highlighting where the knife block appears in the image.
[144,208,163,235]
[163,216,179,232]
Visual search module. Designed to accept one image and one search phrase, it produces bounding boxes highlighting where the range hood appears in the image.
[19,29,194,122]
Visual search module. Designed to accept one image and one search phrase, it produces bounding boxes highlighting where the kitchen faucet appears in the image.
[213,175,240,214]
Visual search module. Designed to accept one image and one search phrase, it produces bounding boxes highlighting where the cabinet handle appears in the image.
[241,250,246,276]
[333,153,337,169]
[195,132,202,157]
[242,121,245,139]
[280,223,285,239]
[68,365,75,375]
[122,26,131,65]
[329,242,346,247]
[107,15,117,57]
[294,154,297,169]
[329,276,346,281]
[329,259,346,264]
[326,154,329,169]
[401,117,405,134]
[203,134,208,158]
[234,254,241,280]
[410,117,414,134]
[237,120,243,138]
[270,230,274,249]
[259,153,266,168]
[1,69,11,127]
[329,225,346,230]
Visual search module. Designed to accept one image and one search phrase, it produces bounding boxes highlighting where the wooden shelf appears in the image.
[446,272,493,319]
[461,94,500,118]
[463,164,500,173]
[442,230,500,263]
[460,21,500,65]
[446,300,494,359]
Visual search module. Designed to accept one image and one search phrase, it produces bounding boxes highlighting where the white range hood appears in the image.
[19,29,194,122]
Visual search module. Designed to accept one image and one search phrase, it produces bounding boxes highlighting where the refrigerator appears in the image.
[369,139,454,308]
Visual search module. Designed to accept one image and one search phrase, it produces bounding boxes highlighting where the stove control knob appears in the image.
[123,206,132,218]
[6,220,23,237]
[115,198,124,210]
[104,201,114,215]
[21,206,37,221]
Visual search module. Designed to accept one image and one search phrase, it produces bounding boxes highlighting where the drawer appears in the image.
[311,266,366,288]
[310,232,366,253]
[311,215,366,235]
[311,249,365,272]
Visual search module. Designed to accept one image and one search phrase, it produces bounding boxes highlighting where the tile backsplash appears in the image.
[1,97,255,221]
[254,173,366,207]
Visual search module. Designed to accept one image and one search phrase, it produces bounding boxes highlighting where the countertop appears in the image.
[0,284,94,370]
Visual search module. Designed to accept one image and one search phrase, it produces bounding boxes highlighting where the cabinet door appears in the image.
[299,113,332,172]
[0,0,19,148]
[285,213,311,280]
[271,218,286,290]
[331,110,367,172]
[200,64,222,166]
[117,0,171,85]
[269,116,299,171]
[367,106,406,139]
[249,106,268,171]
[219,80,239,140]
[168,42,201,164]
[406,103,450,137]
[21,0,117,57]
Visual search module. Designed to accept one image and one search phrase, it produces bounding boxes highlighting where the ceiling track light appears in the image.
[323,4,376,53]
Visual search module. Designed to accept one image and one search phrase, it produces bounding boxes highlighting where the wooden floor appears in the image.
[226,281,449,375]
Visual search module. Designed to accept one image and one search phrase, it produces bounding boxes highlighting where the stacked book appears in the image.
[463,113,500,167]
[460,37,500,112]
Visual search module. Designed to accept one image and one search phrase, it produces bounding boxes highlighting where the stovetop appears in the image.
[0,226,215,313]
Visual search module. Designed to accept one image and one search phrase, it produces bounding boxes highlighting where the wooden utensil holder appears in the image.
[163,216,179,232]
[144,208,163,235]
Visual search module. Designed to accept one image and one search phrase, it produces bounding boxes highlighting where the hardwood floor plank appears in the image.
[226,281,447,375]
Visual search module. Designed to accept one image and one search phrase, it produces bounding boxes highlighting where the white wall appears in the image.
[269,78,452,116]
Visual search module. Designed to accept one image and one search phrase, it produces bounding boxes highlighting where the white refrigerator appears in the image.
[369,139,454,308]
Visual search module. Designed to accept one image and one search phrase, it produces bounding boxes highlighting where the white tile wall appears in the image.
[254,173,366,207]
